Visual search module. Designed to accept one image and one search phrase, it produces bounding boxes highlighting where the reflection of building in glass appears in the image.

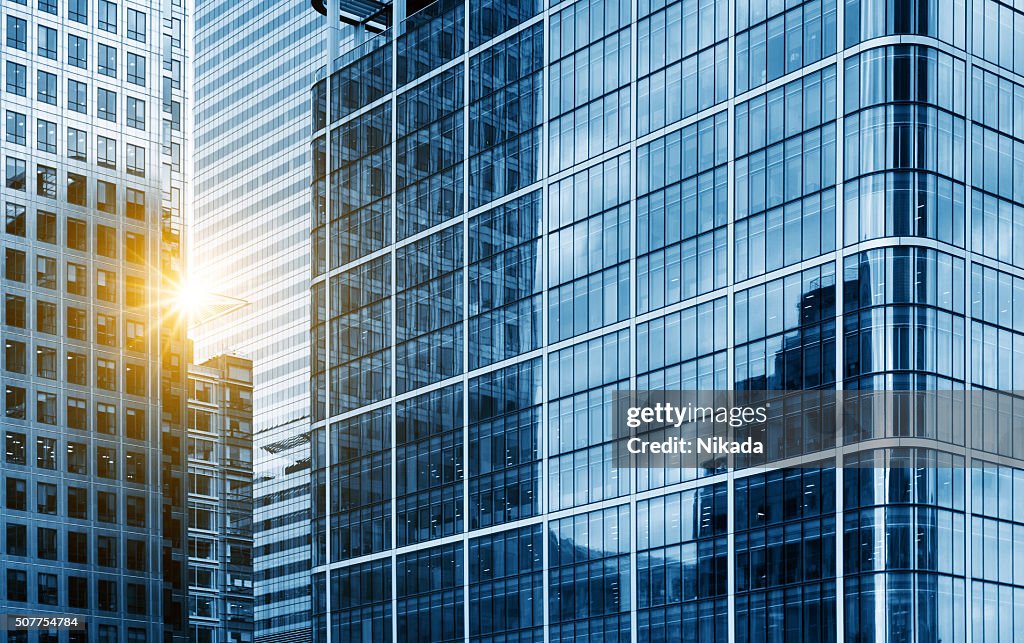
[311,0,1023,640]
[0,1,189,639]
[187,355,254,643]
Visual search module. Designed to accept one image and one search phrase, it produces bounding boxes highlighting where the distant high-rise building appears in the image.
[0,0,190,640]
[186,354,255,643]
[310,0,1022,640]
[191,2,333,640]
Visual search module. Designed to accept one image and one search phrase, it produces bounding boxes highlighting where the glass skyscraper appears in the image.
[192,2,324,641]
[0,0,190,640]
[308,0,1024,640]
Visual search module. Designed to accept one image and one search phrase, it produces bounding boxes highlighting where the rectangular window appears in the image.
[97,180,116,213]
[4,294,26,327]
[127,188,146,220]
[6,112,25,146]
[67,352,87,384]
[97,136,116,169]
[36,300,56,333]
[5,248,26,282]
[67,398,87,430]
[6,524,26,555]
[36,437,56,469]
[127,144,145,176]
[6,570,26,602]
[68,35,88,68]
[6,16,27,51]
[68,576,88,607]
[67,489,87,520]
[68,531,87,562]
[99,0,118,32]
[67,174,87,207]
[37,120,56,154]
[96,313,116,344]
[127,97,145,130]
[127,52,145,86]
[6,62,26,96]
[126,408,145,440]
[37,25,57,59]
[96,493,116,525]
[126,319,145,350]
[96,269,117,303]
[36,392,56,423]
[66,307,87,340]
[6,477,27,510]
[4,204,24,236]
[125,363,144,396]
[37,487,57,516]
[36,166,56,199]
[67,218,87,251]
[6,157,26,191]
[97,88,116,121]
[38,573,57,605]
[126,540,146,570]
[66,262,87,295]
[98,43,117,77]
[4,339,25,372]
[37,70,57,105]
[5,432,26,464]
[68,79,87,113]
[98,580,116,612]
[128,9,146,41]
[5,386,26,418]
[37,210,56,244]
[97,358,117,391]
[127,276,145,307]
[97,225,117,258]
[39,0,57,13]
[35,347,56,378]
[69,0,88,23]
[97,448,116,479]
[96,403,116,434]
[125,232,145,264]
[68,128,87,161]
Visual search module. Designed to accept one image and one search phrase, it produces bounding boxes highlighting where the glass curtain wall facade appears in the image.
[0,0,190,641]
[310,0,1024,640]
[186,354,255,643]
[192,2,327,641]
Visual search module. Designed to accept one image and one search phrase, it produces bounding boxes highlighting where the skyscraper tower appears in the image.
[191,2,330,640]
[0,0,191,640]
[310,0,1023,640]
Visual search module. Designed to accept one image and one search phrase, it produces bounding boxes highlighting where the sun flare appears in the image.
[174,275,212,322]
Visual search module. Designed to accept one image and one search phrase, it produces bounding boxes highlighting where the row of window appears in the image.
[4,63,147,129]
[5,436,146,481]
[5,568,148,615]
[6,0,149,40]
[3,171,147,221]
[4,387,144,432]
[6,114,148,175]
[6,342,147,390]
[6,20,148,88]
[6,238,145,282]
[4,299,144,346]
[4,267,145,307]
[6,525,148,573]
[5,476,147,525]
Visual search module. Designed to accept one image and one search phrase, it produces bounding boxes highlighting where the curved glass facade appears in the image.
[310,0,1024,640]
